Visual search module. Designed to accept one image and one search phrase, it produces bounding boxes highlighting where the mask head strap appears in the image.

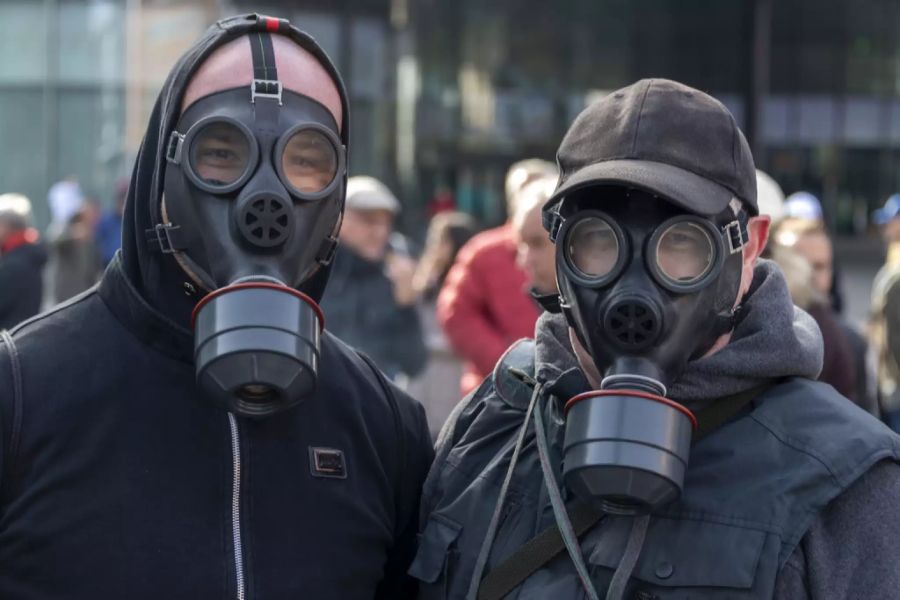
[249,32,282,105]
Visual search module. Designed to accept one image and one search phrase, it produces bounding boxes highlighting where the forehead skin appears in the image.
[180,34,343,130]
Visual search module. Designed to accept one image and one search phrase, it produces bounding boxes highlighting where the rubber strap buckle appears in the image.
[724,220,748,254]
[251,79,283,105]
[165,131,185,164]
[147,223,182,254]
[315,235,339,266]
[544,211,564,243]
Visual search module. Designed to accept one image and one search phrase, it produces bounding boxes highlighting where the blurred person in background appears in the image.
[870,194,900,431]
[781,190,846,313]
[0,16,431,599]
[771,244,864,408]
[0,194,46,330]
[95,177,129,266]
[755,169,785,261]
[46,176,84,237]
[50,200,102,303]
[774,218,874,413]
[320,175,427,380]
[438,158,557,395]
[755,170,786,223]
[406,211,477,436]
[513,175,559,299]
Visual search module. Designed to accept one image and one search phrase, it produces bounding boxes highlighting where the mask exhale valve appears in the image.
[191,282,323,417]
[562,381,697,515]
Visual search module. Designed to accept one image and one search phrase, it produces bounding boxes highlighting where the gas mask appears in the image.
[151,32,346,418]
[545,187,749,514]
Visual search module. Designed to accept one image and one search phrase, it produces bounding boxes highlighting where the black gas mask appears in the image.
[152,32,346,418]
[545,187,749,514]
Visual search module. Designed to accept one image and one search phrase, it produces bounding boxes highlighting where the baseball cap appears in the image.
[873,194,900,225]
[345,176,400,214]
[546,79,757,217]
[783,192,823,221]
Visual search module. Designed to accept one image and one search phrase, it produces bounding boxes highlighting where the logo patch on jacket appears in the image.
[309,447,347,479]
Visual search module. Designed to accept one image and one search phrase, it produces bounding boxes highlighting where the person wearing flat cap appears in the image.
[320,175,427,380]
[411,79,900,599]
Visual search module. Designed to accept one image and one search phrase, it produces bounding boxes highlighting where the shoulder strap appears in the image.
[0,330,23,495]
[476,381,776,600]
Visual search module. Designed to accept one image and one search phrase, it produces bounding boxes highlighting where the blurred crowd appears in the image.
[2,159,900,436]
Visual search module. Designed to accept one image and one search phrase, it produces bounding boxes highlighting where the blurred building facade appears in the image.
[3,0,900,233]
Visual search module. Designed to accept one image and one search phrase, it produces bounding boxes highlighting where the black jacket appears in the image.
[0,241,46,330]
[0,14,433,600]
[321,246,427,379]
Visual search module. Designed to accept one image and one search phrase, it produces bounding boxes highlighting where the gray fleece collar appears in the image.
[534,259,824,410]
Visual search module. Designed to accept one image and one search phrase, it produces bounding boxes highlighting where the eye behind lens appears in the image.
[654,221,715,285]
[567,216,621,280]
[186,119,256,192]
[279,127,339,196]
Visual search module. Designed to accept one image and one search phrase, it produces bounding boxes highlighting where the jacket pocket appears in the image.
[409,513,464,599]
[588,517,767,598]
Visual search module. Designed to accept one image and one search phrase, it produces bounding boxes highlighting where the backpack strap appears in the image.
[0,330,23,496]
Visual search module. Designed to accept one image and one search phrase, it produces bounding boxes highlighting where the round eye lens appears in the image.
[189,122,251,188]
[567,217,620,279]
[655,221,715,284]
[280,129,338,194]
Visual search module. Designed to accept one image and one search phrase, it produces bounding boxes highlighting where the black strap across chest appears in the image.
[476,381,776,600]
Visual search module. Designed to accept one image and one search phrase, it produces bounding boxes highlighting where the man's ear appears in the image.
[737,215,771,300]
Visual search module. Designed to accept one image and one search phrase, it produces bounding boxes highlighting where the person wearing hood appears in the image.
[0,14,432,600]
[411,80,900,600]
[0,194,46,330]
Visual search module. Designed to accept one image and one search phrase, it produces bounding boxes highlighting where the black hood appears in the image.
[121,13,350,329]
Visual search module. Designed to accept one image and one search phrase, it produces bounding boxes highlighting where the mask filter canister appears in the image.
[192,282,323,418]
[562,376,696,515]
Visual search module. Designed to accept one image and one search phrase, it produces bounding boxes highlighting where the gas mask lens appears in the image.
[189,121,253,188]
[568,217,620,280]
[654,221,715,285]
[279,127,339,195]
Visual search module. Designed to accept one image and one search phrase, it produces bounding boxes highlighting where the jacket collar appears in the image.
[97,253,195,364]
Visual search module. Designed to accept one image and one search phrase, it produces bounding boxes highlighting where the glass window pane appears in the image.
[0,4,47,82]
[58,1,125,84]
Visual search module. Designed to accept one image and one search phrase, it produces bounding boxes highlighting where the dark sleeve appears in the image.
[807,304,857,401]
[885,279,900,377]
[374,381,435,599]
[0,258,25,319]
[774,460,900,599]
[389,304,428,377]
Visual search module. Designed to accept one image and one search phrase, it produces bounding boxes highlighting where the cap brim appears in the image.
[345,198,400,214]
[545,159,739,217]
[873,209,893,225]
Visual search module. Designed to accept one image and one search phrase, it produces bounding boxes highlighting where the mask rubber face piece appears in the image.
[160,31,346,418]
[552,186,747,513]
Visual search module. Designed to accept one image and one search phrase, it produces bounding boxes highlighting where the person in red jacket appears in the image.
[437,159,556,395]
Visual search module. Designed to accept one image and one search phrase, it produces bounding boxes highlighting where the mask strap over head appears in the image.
[249,31,282,106]
[146,31,282,257]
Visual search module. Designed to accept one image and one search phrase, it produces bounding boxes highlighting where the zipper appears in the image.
[228,412,246,600]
